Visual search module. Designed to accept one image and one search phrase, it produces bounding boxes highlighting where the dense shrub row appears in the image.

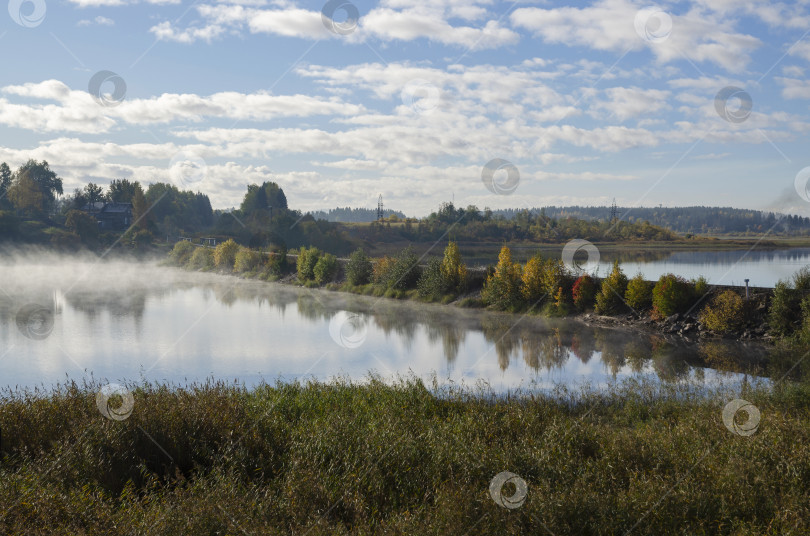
[169,240,471,302]
[168,239,288,280]
[480,246,740,329]
[167,240,810,338]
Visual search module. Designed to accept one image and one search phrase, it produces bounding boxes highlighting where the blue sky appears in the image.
[1,0,810,216]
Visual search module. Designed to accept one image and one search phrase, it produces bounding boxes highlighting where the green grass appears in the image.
[1,378,809,534]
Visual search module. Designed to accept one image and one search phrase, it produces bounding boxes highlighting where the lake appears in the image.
[0,254,772,392]
[473,246,810,288]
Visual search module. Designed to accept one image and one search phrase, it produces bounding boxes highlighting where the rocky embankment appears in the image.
[581,300,772,343]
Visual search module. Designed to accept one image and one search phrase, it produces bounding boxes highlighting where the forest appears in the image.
[1,160,803,256]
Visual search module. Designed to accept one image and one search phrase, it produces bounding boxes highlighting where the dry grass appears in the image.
[1,377,809,535]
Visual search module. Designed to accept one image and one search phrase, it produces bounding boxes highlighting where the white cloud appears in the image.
[149,0,518,48]
[591,87,671,121]
[77,16,115,26]
[789,41,810,62]
[510,0,761,72]
[360,7,518,49]
[0,80,366,132]
[778,77,810,99]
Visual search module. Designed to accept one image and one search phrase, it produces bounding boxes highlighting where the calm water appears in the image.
[596,247,810,288]
[0,255,771,392]
[484,246,810,288]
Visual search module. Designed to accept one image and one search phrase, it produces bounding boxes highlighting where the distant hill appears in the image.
[309,207,407,222]
[492,206,810,235]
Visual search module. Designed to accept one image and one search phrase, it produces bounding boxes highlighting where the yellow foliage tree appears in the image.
[7,172,43,216]
[440,241,467,293]
[521,256,545,303]
[482,245,523,309]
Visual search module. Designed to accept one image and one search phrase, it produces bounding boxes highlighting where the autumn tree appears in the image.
[15,160,62,213]
[440,241,467,293]
[482,245,523,310]
[521,255,545,303]
[7,171,44,216]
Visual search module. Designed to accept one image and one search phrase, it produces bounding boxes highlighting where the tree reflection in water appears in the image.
[2,262,771,383]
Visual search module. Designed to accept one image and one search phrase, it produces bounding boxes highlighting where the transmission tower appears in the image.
[377,194,384,221]
[609,198,618,223]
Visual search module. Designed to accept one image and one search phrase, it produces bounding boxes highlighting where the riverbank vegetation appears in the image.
[6,160,802,259]
[165,239,801,342]
[1,378,808,534]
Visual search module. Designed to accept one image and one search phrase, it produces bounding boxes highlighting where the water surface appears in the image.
[0,257,771,392]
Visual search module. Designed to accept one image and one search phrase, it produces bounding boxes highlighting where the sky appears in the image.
[1,0,810,217]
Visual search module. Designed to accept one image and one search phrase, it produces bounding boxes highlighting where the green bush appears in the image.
[170,240,196,266]
[700,290,745,334]
[594,261,628,315]
[417,258,447,301]
[265,244,288,276]
[372,256,396,285]
[296,246,321,282]
[214,239,239,270]
[572,274,597,311]
[234,247,263,273]
[346,248,373,286]
[187,246,214,270]
[385,246,422,290]
[313,253,339,285]
[770,280,799,336]
[651,273,694,319]
[692,276,709,298]
[65,209,99,244]
[625,273,653,311]
[794,266,810,290]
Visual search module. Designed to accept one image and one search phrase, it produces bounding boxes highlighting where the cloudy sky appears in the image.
[1,0,810,216]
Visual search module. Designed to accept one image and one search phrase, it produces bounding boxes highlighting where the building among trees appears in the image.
[81,202,133,231]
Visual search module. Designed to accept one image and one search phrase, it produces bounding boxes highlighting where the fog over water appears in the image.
[0,253,771,393]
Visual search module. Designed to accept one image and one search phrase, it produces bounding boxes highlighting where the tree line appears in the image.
[495,205,810,235]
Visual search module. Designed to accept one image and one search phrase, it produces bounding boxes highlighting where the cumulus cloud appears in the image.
[510,0,761,72]
[0,80,365,133]
[148,0,517,48]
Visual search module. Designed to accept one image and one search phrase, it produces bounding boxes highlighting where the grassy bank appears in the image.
[1,379,809,534]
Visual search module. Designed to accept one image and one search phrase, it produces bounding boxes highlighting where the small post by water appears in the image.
[744,279,750,300]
